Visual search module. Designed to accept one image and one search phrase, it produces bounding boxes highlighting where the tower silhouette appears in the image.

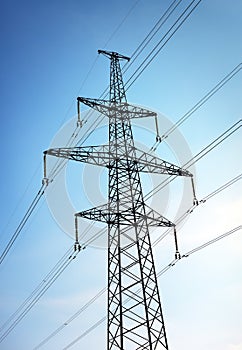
[45,50,194,349]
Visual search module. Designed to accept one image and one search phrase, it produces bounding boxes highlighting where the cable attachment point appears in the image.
[175,251,181,260]
[42,177,49,186]
[76,120,83,128]
[74,242,81,252]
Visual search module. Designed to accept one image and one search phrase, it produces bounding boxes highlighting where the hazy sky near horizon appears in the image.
[0,0,241,349]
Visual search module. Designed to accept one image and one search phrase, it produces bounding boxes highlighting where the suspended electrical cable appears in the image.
[2,113,240,342]
[62,316,107,350]
[82,227,107,247]
[58,0,142,127]
[54,70,241,184]
[46,70,242,189]
[182,225,242,257]
[28,2,240,345]
[159,63,242,141]
[61,0,186,151]
[35,125,241,349]
[61,225,241,350]
[201,173,242,202]
[122,0,183,73]
[2,4,240,344]
[153,172,242,246]
[0,227,107,344]
[145,119,241,201]
[31,170,241,350]
[63,0,203,155]
[148,62,242,151]
[0,183,46,265]
[156,226,242,276]
[0,246,81,343]
[125,0,203,91]
[103,0,141,48]
[0,0,147,264]
[77,0,184,118]
[0,246,73,333]
[0,161,42,246]
[32,287,106,350]
[44,0,240,189]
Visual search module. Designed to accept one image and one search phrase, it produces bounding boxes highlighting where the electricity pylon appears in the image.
[45,50,195,349]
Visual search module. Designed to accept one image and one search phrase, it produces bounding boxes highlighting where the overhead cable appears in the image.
[61,225,241,350]
[0,184,46,265]
[145,119,241,201]
[125,0,203,91]
[0,246,81,343]
[31,171,241,349]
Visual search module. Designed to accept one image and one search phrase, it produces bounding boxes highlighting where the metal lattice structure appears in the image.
[45,50,194,350]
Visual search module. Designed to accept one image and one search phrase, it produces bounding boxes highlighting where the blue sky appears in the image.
[0,0,241,349]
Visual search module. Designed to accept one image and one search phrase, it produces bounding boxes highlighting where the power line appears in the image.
[183,225,242,257]
[0,161,42,246]
[32,287,106,350]
[59,0,142,127]
[61,225,241,350]
[145,119,241,201]
[201,173,242,202]
[102,0,142,49]
[1,5,239,342]
[0,246,81,343]
[2,0,233,264]
[1,114,239,340]
[125,0,203,91]
[0,246,73,333]
[62,315,107,350]
[0,227,106,344]
[0,184,46,265]
[31,170,241,349]
[0,0,147,263]
[159,63,242,141]
[43,0,240,191]
[64,0,203,156]
[122,0,183,73]
[153,172,242,246]
[47,68,242,188]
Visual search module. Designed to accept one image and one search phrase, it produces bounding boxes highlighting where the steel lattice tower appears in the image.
[45,50,194,350]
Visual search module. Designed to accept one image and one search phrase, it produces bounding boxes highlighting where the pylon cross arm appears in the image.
[77,97,157,120]
[45,145,110,167]
[46,144,191,177]
[98,49,130,61]
[75,203,174,227]
[135,148,192,177]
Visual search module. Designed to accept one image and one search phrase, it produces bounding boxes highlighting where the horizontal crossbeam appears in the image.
[75,202,174,227]
[77,97,157,119]
[45,145,192,177]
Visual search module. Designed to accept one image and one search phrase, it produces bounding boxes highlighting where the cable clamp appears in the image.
[42,177,49,186]
[175,251,181,260]
[193,198,199,206]
[74,242,81,252]
[77,120,83,128]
